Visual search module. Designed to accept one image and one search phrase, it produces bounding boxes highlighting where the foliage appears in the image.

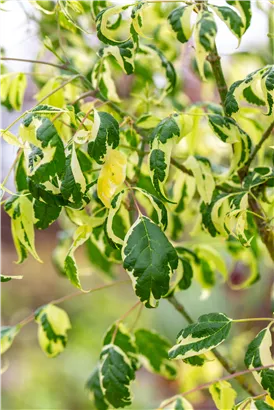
[1,0,274,409]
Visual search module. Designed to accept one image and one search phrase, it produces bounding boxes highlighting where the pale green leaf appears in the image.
[1,326,20,354]
[35,304,71,358]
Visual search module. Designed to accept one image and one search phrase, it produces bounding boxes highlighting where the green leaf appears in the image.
[20,116,66,204]
[243,167,274,190]
[122,215,178,308]
[104,323,138,370]
[226,1,252,34]
[61,143,87,209]
[210,5,244,40]
[92,59,120,103]
[99,344,135,408]
[96,5,131,45]
[4,195,42,263]
[244,326,274,399]
[1,326,20,354]
[88,110,120,165]
[208,114,252,173]
[35,304,71,358]
[159,395,194,410]
[8,73,27,111]
[106,190,127,246]
[134,187,168,230]
[135,329,177,379]
[33,199,61,229]
[99,40,135,75]
[86,368,109,410]
[183,156,215,204]
[1,274,23,282]
[225,66,274,116]
[194,10,217,80]
[148,116,180,202]
[14,151,28,192]
[168,313,232,360]
[168,5,194,44]
[64,225,92,289]
[139,44,176,101]
[209,380,237,410]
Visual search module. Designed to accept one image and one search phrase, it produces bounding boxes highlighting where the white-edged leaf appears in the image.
[244,326,274,399]
[1,326,20,354]
[209,380,237,410]
[35,304,71,358]
[184,156,215,204]
[169,313,232,360]
[122,215,178,308]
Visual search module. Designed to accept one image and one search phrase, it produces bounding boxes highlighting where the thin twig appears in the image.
[159,364,274,408]
[16,280,130,328]
[111,300,141,344]
[1,57,74,72]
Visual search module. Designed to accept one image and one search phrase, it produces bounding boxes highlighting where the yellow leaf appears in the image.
[97,149,127,208]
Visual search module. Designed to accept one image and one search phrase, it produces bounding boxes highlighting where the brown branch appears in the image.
[1,56,74,72]
[168,295,258,397]
[160,364,273,408]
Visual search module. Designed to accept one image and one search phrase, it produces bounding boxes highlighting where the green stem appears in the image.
[168,295,258,397]
[207,45,228,106]
[233,318,274,323]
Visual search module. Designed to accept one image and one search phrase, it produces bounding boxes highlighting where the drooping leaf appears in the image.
[194,10,217,80]
[61,143,87,209]
[183,156,215,204]
[96,5,131,45]
[99,40,135,75]
[1,326,20,354]
[210,5,244,41]
[104,323,138,370]
[86,367,109,410]
[92,59,120,103]
[135,329,177,379]
[88,110,120,164]
[35,304,71,358]
[99,344,135,408]
[209,380,237,410]
[168,5,194,44]
[1,73,27,111]
[97,149,127,208]
[244,326,274,399]
[226,1,252,34]
[139,45,176,101]
[64,224,92,289]
[148,116,180,202]
[169,313,232,360]
[4,195,42,263]
[122,215,178,308]
[208,114,252,174]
